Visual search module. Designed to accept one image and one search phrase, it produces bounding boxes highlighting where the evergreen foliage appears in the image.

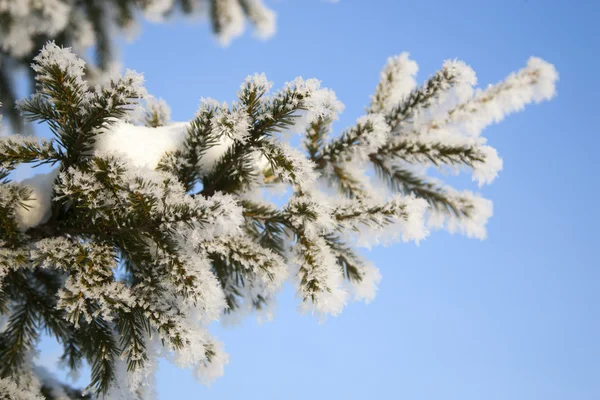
[0,42,557,399]
[0,0,276,131]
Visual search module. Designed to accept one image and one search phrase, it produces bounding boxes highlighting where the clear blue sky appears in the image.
[39,0,600,399]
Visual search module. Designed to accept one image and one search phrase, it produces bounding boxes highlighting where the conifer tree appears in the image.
[0,42,557,399]
[0,0,276,130]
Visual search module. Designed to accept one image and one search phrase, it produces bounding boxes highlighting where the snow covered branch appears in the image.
[0,43,557,398]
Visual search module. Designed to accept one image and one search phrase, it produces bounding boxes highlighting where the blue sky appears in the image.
[38,0,599,399]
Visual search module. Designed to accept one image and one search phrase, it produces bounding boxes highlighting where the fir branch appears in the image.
[385,60,474,133]
[241,200,291,257]
[159,104,221,191]
[0,136,62,170]
[369,155,473,217]
[201,141,259,195]
[79,316,119,396]
[323,233,364,282]
[376,137,487,167]
[305,117,331,161]
[116,308,151,372]
[203,235,287,311]
[0,300,39,379]
[317,115,386,164]
[0,183,33,246]
[321,163,368,199]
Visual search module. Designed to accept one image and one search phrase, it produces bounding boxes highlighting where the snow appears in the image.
[15,167,59,231]
[94,121,189,169]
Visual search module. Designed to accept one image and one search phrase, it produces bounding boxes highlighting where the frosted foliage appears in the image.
[349,262,381,303]
[0,46,557,398]
[294,236,348,317]
[213,0,246,46]
[442,59,478,102]
[142,0,174,21]
[285,77,345,133]
[143,96,172,127]
[265,140,320,190]
[197,135,235,173]
[242,0,276,39]
[396,59,477,135]
[0,0,70,57]
[472,145,503,186]
[105,346,158,399]
[69,9,95,52]
[212,107,251,143]
[428,190,493,240]
[353,114,391,159]
[0,0,278,72]
[371,52,419,113]
[243,73,273,93]
[194,340,229,386]
[32,41,88,92]
[211,0,277,45]
[0,377,43,400]
[203,235,288,293]
[337,195,430,248]
[433,57,558,138]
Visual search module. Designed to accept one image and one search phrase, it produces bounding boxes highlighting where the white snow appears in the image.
[15,167,59,231]
[94,121,189,169]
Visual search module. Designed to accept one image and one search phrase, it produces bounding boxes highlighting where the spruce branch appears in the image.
[0,42,557,397]
[0,300,39,379]
[376,136,487,168]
